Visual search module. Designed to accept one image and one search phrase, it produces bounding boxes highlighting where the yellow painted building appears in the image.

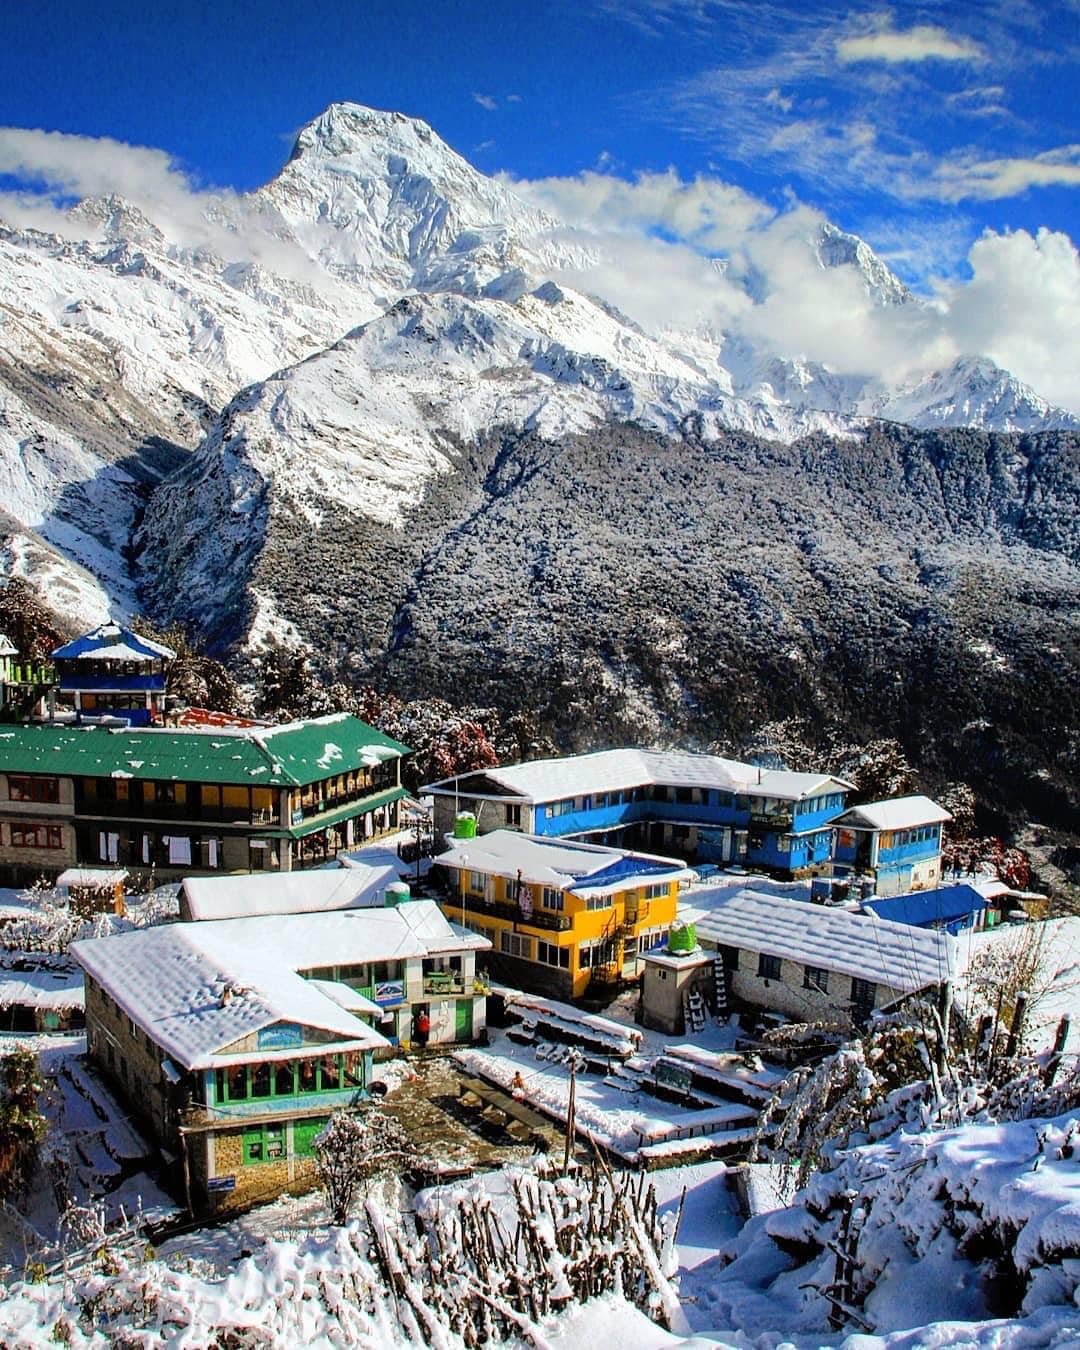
[435,831,691,1001]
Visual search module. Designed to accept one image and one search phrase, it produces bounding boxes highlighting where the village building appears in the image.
[73,897,490,1215]
[0,713,409,886]
[178,863,400,922]
[832,795,952,897]
[434,828,694,1000]
[424,750,853,877]
[640,888,956,1034]
[860,882,992,934]
[0,952,84,1032]
[51,622,176,726]
[0,632,55,721]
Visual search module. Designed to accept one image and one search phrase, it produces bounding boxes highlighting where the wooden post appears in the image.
[563,1060,576,1175]
[1042,1014,1072,1086]
[1005,992,1029,1060]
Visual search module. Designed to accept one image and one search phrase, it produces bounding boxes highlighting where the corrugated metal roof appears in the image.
[52,623,176,662]
[862,885,986,930]
[834,795,952,832]
[0,715,409,787]
[436,829,692,893]
[72,900,485,1071]
[693,888,955,991]
[181,863,398,921]
[425,748,851,804]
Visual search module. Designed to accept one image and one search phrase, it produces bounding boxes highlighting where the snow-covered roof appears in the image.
[0,959,84,1011]
[0,633,17,657]
[52,622,176,663]
[435,830,693,894]
[180,864,398,921]
[424,748,852,804]
[692,888,955,992]
[57,868,128,891]
[834,794,952,832]
[73,900,487,1071]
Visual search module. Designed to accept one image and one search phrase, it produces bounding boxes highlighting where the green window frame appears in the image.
[242,1122,285,1166]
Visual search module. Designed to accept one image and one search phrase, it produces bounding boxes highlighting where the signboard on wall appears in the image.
[208,1175,237,1192]
[257,1023,302,1050]
[374,980,405,1004]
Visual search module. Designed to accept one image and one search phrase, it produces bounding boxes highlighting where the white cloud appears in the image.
[0,125,332,289]
[935,147,1080,201]
[514,165,1080,413]
[472,93,498,112]
[836,23,984,65]
[941,228,1080,412]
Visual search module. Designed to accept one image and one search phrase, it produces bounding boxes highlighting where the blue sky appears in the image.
[0,1,1077,408]
[1,0,1077,282]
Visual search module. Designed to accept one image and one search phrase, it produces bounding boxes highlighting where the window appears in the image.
[584,895,611,911]
[851,977,877,1008]
[717,945,740,970]
[552,798,576,816]
[250,1064,271,1098]
[642,882,668,900]
[274,1062,296,1096]
[500,931,533,961]
[537,941,570,968]
[10,824,63,849]
[803,966,829,993]
[757,953,782,981]
[541,887,564,911]
[637,928,666,954]
[8,776,59,803]
[505,804,522,827]
[675,787,692,803]
[243,1123,285,1165]
[579,939,616,970]
[467,871,485,894]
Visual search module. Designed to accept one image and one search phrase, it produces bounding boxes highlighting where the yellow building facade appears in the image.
[436,831,689,1001]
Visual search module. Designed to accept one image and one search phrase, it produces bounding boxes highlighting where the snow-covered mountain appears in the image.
[0,100,1076,631]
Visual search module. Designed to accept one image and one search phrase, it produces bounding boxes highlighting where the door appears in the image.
[454,998,473,1041]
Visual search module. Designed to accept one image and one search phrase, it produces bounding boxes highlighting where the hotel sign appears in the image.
[257,1023,303,1050]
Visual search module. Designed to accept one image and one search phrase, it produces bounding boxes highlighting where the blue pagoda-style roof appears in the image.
[862,884,987,934]
[52,623,176,663]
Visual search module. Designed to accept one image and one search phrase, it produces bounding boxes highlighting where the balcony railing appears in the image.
[461,895,572,933]
[422,974,472,996]
[74,798,279,826]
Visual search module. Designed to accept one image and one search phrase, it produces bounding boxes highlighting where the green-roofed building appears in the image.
[0,714,411,885]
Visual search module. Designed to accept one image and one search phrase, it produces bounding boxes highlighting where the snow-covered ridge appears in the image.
[0,99,1077,627]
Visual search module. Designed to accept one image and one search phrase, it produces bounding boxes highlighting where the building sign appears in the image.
[257,1023,303,1050]
[208,1175,237,1192]
[291,808,304,826]
[374,980,405,1005]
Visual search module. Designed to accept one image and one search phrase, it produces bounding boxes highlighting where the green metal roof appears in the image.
[0,715,410,788]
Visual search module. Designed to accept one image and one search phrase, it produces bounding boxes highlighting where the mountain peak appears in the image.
[286,102,444,167]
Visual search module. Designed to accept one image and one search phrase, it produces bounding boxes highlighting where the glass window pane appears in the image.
[250,1063,271,1098]
[274,1062,295,1096]
[228,1066,248,1100]
[320,1055,340,1090]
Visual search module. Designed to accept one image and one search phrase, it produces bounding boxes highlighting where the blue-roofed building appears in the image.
[52,622,175,726]
[861,883,990,934]
[832,795,952,897]
[423,749,853,880]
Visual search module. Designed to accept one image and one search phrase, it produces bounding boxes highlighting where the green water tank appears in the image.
[385,880,411,908]
[453,812,478,839]
[667,921,697,954]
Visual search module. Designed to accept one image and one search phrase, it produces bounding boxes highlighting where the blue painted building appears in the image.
[832,795,952,897]
[861,883,990,934]
[424,749,853,879]
[52,621,175,726]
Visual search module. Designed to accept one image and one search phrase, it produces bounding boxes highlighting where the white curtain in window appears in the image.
[165,836,192,865]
